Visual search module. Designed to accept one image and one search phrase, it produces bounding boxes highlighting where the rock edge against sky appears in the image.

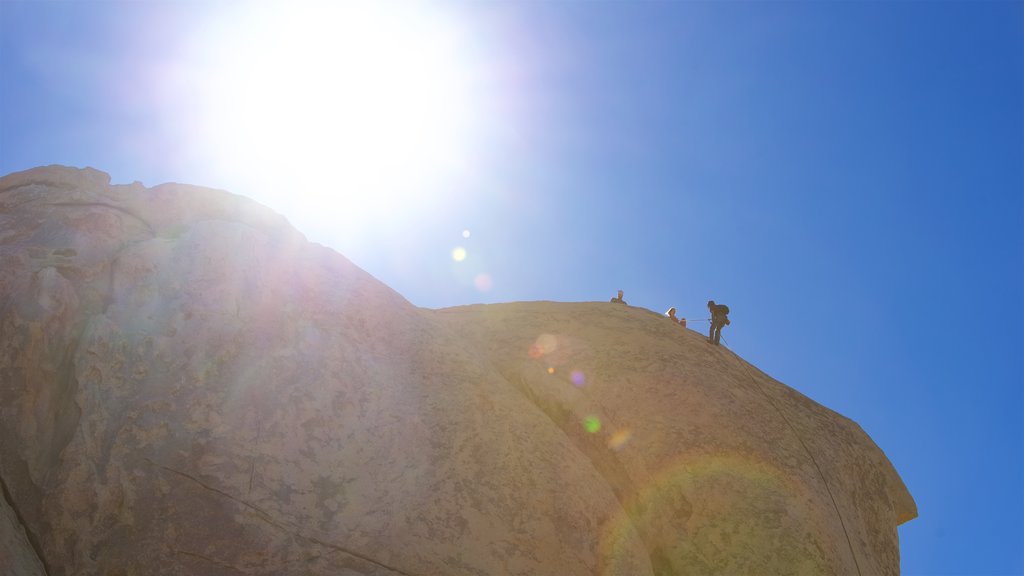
[0,166,915,575]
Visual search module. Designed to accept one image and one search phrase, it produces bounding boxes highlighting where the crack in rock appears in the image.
[145,459,417,576]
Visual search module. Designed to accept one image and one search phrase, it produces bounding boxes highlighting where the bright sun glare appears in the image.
[191,2,475,233]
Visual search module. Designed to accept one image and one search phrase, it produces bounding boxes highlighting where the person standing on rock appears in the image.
[707,300,730,345]
[610,289,627,304]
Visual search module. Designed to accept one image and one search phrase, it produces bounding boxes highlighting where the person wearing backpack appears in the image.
[707,300,730,345]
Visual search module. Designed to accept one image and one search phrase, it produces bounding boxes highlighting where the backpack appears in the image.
[717,304,730,325]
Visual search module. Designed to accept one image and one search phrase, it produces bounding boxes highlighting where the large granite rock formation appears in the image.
[0,166,915,575]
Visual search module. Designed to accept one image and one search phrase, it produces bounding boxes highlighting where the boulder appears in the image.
[0,166,915,575]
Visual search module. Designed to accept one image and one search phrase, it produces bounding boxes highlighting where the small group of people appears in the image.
[611,289,730,346]
[664,307,687,328]
[669,300,730,344]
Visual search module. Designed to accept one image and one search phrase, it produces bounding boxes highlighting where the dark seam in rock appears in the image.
[189,217,285,237]
[47,202,155,235]
[143,458,289,530]
[52,333,84,477]
[145,458,419,576]
[0,194,52,212]
[0,180,81,195]
[0,471,51,575]
[720,350,864,576]
[249,413,262,497]
[495,367,651,569]
[169,547,248,574]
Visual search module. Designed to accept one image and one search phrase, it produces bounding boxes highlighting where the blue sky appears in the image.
[2,1,1021,574]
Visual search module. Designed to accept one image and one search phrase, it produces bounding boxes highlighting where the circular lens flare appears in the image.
[608,429,633,451]
[528,334,558,358]
[474,273,493,292]
[571,370,586,387]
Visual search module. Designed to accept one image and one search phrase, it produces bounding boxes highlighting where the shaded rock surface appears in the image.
[0,479,45,576]
[0,166,915,575]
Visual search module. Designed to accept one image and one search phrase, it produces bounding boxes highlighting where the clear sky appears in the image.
[1,1,1021,574]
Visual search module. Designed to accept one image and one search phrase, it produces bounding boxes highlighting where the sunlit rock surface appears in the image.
[0,166,915,576]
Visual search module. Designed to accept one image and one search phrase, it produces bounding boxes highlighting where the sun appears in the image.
[189,2,476,237]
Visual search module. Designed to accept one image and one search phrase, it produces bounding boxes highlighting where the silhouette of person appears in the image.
[707,300,730,345]
[610,290,627,304]
[666,307,678,323]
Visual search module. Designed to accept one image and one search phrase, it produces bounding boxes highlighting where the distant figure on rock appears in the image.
[610,289,627,304]
[707,300,730,345]
[666,307,687,328]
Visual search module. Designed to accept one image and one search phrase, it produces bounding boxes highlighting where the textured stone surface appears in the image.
[0,482,45,576]
[0,165,915,575]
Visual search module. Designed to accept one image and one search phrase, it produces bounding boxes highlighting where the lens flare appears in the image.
[462,229,471,238]
[607,429,632,451]
[451,247,467,262]
[528,334,558,358]
[583,416,602,434]
[547,367,555,374]
[571,369,586,387]
[474,273,493,292]
[599,453,814,574]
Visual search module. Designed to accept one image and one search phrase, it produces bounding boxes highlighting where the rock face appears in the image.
[1,485,45,576]
[0,166,916,576]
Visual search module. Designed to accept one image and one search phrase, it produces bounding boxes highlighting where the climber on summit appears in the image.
[666,307,678,323]
[707,300,730,345]
[610,289,627,304]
